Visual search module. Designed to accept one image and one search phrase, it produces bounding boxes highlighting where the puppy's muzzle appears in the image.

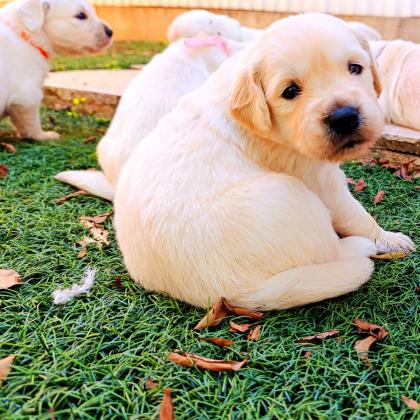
[325,106,360,136]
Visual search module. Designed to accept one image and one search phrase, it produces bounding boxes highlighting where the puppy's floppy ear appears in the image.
[229,64,272,136]
[349,24,382,97]
[17,0,50,33]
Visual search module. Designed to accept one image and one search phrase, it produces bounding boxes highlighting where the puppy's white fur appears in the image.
[168,10,261,42]
[0,0,112,140]
[56,37,246,199]
[114,13,414,310]
[371,40,420,131]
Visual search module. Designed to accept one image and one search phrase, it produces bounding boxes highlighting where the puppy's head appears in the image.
[15,0,113,55]
[168,10,242,43]
[230,13,383,162]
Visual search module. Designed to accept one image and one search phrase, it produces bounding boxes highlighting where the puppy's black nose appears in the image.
[326,106,360,136]
[104,25,113,38]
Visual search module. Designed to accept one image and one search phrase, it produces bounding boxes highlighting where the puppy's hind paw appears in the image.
[374,229,415,255]
[32,131,61,141]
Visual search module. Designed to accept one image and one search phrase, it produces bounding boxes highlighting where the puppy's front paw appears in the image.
[375,229,415,254]
[33,131,61,141]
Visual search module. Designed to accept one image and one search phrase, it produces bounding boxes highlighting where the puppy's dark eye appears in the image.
[282,83,301,100]
[349,63,363,75]
[75,12,87,20]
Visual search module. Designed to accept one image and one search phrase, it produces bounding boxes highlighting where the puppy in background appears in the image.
[115,13,413,310]
[55,36,246,200]
[167,9,261,42]
[371,40,420,131]
[0,0,113,141]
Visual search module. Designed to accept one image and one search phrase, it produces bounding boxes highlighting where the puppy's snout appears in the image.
[104,25,113,38]
[325,106,360,136]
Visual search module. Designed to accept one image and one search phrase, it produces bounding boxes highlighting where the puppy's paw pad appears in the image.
[375,230,415,254]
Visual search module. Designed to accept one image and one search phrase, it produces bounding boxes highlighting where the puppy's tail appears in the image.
[234,237,376,310]
[55,170,114,201]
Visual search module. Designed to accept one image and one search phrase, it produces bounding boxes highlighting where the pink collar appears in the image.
[184,35,230,56]
[1,19,50,60]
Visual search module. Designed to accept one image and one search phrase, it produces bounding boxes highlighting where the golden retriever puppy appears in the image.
[347,21,381,41]
[371,40,420,131]
[0,0,112,140]
[55,36,246,200]
[168,10,261,42]
[114,13,414,310]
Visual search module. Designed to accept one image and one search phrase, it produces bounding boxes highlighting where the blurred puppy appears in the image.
[0,0,112,140]
[114,13,414,310]
[371,40,420,131]
[347,21,381,41]
[168,10,260,42]
[55,36,246,200]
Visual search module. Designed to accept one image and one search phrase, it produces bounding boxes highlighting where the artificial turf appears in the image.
[0,45,419,419]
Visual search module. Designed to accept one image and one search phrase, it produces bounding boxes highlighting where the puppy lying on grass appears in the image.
[114,13,414,310]
[371,40,420,131]
[55,36,246,200]
[0,0,112,141]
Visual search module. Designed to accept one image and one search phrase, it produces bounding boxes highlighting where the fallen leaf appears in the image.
[373,190,385,204]
[168,352,247,372]
[53,190,87,204]
[160,389,173,420]
[0,164,8,179]
[416,286,420,294]
[353,178,366,192]
[0,355,15,383]
[347,177,357,185]
[222,298,264,320]
[229,321,253,333]
[202,337,234,347]
[297,329,339,343]
[80,219,109,246]
[0,142,16,153]
[47,407,56,420]
[146,378,158,389]
[80,211,113,225]
[76,237,96,259]
[353,318,389,339]
[113,277,123,288]
[399,161,414,181]
[302,351,312,358]
[354,335,377,367]
[0,269,22,289]
[378,158,389,165]
[193,298,231,330]
[401,395,420,410]
[83,135,97,144]
[247,325,262,341]
[371,252,409,260]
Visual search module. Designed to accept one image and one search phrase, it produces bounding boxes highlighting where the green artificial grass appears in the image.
[51,41,166,72]
[0,109,418,419]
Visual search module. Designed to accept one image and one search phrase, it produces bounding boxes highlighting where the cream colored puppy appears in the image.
[0,0,112,141]
[115,13,414,310]
[371,40,420,131]
[55,36,246,200]
[168,10,260,42]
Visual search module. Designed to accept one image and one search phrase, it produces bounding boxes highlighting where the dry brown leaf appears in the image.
[353,178,366,192]
[247,325,262,341]
[53,190,87,204]
[193,298,231,331]
[0,355,15,383]
[168,352,247,372]
[416,286,420,294]
[347,177,357,185]
[353,318,389,340]
[354,335,377,367]
[378,158,389,165]
[297,329,339,343]
[80,219,109,246]
[202,337,235,347]
[0,164,9,179]
[399,162,413,181]
[222,298,264,320]
[80,211,113,225]
[401,395,420,410]
[0,142,16,153]
[373,190,385,204]
[229,321,253,333]
[77,237,96,259]
[146,378,158,390]
[302,351,312,358]
[160,389,173,420]
[0,269,22,290]
[371,252,408,260]
[83,135,97,144]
